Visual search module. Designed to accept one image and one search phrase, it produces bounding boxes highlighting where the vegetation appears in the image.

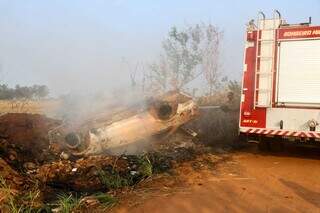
[0,175,118,213]
[54,192,117,212]
[98,170,131,189]
[0,176,42,213]
[0,84,49,100]
[194,80,241,146]
[138,154,153,178]
[55,193,81,213]
[98,155,153,190]
[92,192,118,208]
[146,23,223,95]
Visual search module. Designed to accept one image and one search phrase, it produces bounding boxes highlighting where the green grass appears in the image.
[55,193,81,213]
[0,176,41,213]
[98,170,131,189]
[138,155,153,178]
[98,154,153,191]
[0,175,22,213]
[54,192,117,212]
[93,192,117,208]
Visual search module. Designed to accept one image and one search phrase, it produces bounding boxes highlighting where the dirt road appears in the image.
[115,145,320,213]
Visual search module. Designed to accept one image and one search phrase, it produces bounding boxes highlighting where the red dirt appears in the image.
[114,146,320,213]
[0,158,24,188]
[0,113,61,164]
[0,158,24,206]
[0,113,59,145]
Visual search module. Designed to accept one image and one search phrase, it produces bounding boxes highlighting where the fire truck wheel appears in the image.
[258,139,270,151]
[269,141,284,152]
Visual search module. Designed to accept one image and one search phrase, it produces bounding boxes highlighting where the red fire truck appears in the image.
[239,11,320,148]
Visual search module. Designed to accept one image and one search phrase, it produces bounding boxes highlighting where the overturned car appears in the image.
[49,91,199,156]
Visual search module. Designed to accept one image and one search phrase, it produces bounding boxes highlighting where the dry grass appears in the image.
[0,99,61,115]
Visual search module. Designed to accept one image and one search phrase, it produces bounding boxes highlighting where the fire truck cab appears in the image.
[239,11,320,148]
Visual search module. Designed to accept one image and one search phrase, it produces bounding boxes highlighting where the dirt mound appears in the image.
[0,113,60,149]
[0,158,24,188]
[0,112,209,211]
[0,113,61,167]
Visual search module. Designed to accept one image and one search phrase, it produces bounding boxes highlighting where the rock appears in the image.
[23,162,37,170]
[60,152,69,160]
[8,154,16,161]
[80,196,100,207]
[51,208,61,213]
[130,171,138,175]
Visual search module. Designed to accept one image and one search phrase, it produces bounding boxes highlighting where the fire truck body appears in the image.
[239,11,320,144]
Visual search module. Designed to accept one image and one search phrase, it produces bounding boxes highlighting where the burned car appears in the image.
[49,91,199,156]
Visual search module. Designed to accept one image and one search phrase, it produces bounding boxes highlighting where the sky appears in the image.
[0,0,319,96]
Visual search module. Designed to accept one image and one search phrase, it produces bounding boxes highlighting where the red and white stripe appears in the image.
[241,128,320,139]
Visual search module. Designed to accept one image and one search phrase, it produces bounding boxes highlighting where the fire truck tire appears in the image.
[269,141,284,152]
[258,140,270,151]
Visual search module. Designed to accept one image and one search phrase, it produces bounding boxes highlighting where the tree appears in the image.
[0,84,13,99]
[149,23,223,94]
[33,85,49,99]
[149,56,169,92]
[227,80,241,102]
[14,85,33,99]
[202,24,222,95]
[0,84,49,100]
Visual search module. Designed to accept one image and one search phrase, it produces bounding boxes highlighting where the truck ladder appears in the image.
[253,11,281,108]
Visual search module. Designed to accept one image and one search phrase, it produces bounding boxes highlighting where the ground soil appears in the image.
[0,113,61,167]
[113,145,320,213]
[0,113,319,212]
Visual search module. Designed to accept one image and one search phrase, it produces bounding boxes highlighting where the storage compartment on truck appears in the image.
[277,39,320,106]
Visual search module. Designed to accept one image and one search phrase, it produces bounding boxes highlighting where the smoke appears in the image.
[49,86,146,124]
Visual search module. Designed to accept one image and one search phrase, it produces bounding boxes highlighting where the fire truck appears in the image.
[239,11,320,148]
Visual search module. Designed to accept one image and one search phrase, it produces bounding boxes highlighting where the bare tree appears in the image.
[122,58,147,91]
[149,55,169,92]
[202,24,222,95]
[149,23,223,94]
[130,62,143,89]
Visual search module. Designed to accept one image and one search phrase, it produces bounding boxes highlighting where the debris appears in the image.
[181,127,198,137]
[34,156,129,191]
[130,171,138,176]
[8,152,16,161]
[80,195,100,207]
[0,158,24,188]
[23,162,36,170]
[60,152,69,160]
